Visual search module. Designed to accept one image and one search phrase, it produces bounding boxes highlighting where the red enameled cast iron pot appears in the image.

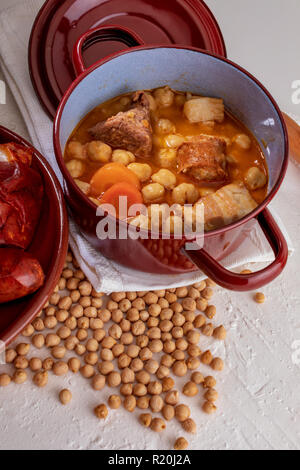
[53,25,289,291]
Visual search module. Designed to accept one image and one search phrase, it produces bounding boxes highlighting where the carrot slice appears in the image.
[90,162,140,197]
[99,182,143,218]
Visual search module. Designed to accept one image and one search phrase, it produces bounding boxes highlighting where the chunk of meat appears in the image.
[0,142,33,165]
[197,182,257,231]
[0,247,44,303]
[183,97,224,123]
[177,135,228,182]
[89,91,152,158]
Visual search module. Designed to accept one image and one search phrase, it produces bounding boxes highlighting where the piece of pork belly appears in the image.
[89,91,152,158]
[198,182,257,231]
[177,135,228,182]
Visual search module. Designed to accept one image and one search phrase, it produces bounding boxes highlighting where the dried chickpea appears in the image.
[182,418,196,434]
[182,381,198,397]
[186,357,200,370]
[139,347,152,361]
[14,356,28,369]
[121,367,135,384]
[191,371,204,385]
[150,395,164,413]
[98,361,114,375]
[201,287,214,300]
[147,381,162,395]
[175,404,190,422]
[98,309,111,322]
[123,395,136,412]
[94,403,108,419]
[5,349,17,363]
[0,374,11,387]
[22,324,34,337]
[133,383,147,397]
[93,329,106,342]
[186,330,200,345]
[144,359,159,374]
[156,365,169,379]
[187,344,201,357]
[33,370,48,387]
[132,298,145,310]
[176,338,188,351]
[80,364,95,378]
[202,401,217,414]
[150,417,166,432]
[59,389,72,405]
[206,305,216,319]
[84,352,98,365]
[112,343,124,357]
[100,348,114,362]
[162,404,174,421]
[136,396,149,410]
[182,297,196,311]
[139,413,152,427]
[172,361,187,377]
[29,357,42,371]
[211,357,224,371]
[174,437,188,450]
[68,357,81,373]
[16,343,30,356]
[44,316,58,329]
[101,336,116,349]
[194,314,206,329]
[58,296,72,310]
[91,374,105,391]
[32,317,44,331]
[107,371,121,387]
[172,350,185,361]
[13,370,27,384]
[120,383,133,396]
[118,353,131,369]
[201,350,213,365]
[45,333,60,348]
[204,388,218,402]
[149,339,163,353]
[213,325,227,340]
[136,335,149,348]
[120,332,133,345]
[254,292,265,304]
[201,323,214,337]
[203,376,216,389]
[131,320,146,336]
[77,329,88,341]
[52,346,66,359]
[109,324,122,340]
[108,394,121,409]
[43,357,54,371]
[165,390,179,406]
[130,358,144,372]
[196,298,208,311]
[162,377,174,392]
[160,355,174,368]
[53,361,69,376]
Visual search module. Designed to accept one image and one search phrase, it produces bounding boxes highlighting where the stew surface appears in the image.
[64,87,268,232]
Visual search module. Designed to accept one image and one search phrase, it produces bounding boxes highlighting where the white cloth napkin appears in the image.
[0,0,294,293]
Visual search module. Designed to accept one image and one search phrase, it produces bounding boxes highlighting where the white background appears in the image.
[0,0,299,450]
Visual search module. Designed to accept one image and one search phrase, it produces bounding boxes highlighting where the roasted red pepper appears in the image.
[0,157,43,249]
[0,247,45,303]
[0,142,33,165]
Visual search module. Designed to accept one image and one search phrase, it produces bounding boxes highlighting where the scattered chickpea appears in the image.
[108,395,121,409]
[162,376,174,392]
[150,395,164,413]
[203,376,216,389]
[201,350,213,365]
[162,404,175,421]
[139,413,152,427]
[182,418,196,434]
[165,390,179,406]
[211,357,224,371]
[52,361,69,376]
[202,323,214,337]
[191,371,204,385]
[33,370,48,387]
[172,361,187,377]
[202,401,217,414]
[29,357,42,371]
[5,349,17,363]
[213,325,226,340]
[68,357,81,373]
[150,417,166,432]
[204,388,218,402]
[123,395,136,412]
[0,374,11,387]
[59,389,72,405]
[175,404,190,422]
[12,370,27,384]
[94,403,108,419]
[254,292,265,304]
[182,381,198,397]
[174,437,188,450]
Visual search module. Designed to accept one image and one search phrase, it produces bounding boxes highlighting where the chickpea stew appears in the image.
[64,87,268,232]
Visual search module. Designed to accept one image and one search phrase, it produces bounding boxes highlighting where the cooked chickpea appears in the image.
[172,183,198,205]
[245,166,267,190]
[66,159,85,178]
[94,403,108,419]
[165,134,185,149]
[150,417,166,432]
[86,140,112,163]
[75,179,90,194]
[156,148,177,169]
[254,292,265,304]
[112,149,135,165]
[175,404,190,422]
[234,133,251,150]
[156,118,176,135]
[67,141,86,160]
[174,437,188,450]
[142,183,165,203]
[108,394,121,409]
[152,169,177,190]
[154,86,174,107]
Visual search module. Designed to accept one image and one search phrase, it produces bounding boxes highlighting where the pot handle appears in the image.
[182,208,288,291]
[72,24,145,76]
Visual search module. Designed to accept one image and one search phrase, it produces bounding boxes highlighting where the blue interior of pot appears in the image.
[59,47,286,192]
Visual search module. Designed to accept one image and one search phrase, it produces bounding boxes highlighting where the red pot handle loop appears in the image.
[183,208,288,291]
[72,24,145,76]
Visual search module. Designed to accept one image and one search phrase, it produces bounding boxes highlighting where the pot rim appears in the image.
[53,44,289,240]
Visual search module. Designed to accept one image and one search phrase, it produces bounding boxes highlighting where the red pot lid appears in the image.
[29,0,226,119]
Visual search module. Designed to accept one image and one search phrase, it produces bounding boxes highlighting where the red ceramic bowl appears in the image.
[54,30,289,292]
[0,126,68,346]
